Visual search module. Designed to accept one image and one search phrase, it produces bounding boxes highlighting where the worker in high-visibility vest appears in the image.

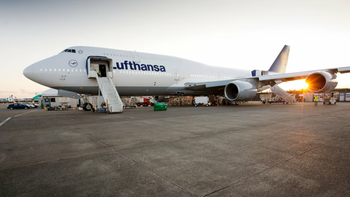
[97,70,102,77]
[314,95,319,106]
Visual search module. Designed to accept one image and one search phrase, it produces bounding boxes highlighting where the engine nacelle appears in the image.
[155,96,165,102]
[305,71,338,93]
[224,81,257,101]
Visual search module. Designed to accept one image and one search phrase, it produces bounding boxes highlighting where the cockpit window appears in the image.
[61,49,76,53]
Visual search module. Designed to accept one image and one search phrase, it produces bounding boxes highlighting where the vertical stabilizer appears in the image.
[268,45,290,73]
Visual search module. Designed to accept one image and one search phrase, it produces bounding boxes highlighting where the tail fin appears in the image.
[268,45,290,73]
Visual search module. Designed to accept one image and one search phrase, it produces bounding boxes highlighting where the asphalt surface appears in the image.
[0,102,350,197]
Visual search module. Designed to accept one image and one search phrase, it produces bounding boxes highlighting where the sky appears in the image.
[1,0,350,98]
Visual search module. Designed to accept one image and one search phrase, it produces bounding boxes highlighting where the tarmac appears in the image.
[0,102,350,197]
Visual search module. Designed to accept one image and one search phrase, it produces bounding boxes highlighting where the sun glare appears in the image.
[302,81,309,89]
[279,79,309,90]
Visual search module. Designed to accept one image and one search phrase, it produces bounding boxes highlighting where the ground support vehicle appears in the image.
[134,96,154,107]
[193,96,211,107]
[323,97,337,105]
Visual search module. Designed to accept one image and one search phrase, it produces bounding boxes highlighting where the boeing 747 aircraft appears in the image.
[23,45,350,113]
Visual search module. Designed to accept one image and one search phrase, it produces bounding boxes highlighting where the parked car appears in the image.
[7,103,29,110]
[33,101,40,108]
[23,102,35,108]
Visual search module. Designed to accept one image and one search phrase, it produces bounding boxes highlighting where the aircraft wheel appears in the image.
[83,103,93,111]
[144,103,148,107]
[137,103,141,107]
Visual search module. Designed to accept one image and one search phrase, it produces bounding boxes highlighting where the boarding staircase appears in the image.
[96,76,123,113]
[269,85,296,104]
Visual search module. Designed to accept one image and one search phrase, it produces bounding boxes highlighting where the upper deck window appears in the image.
[61,49,76,53]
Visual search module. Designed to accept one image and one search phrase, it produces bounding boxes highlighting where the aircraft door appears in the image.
[130,51,141,63]
[99,64,107,77]
[174,69,180,83]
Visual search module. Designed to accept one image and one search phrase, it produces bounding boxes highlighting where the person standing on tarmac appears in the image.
[314,95,319,106]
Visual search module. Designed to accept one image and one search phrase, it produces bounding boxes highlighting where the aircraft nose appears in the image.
[23,65,34,80]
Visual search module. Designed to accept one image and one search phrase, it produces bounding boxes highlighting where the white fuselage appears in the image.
[24,46,252,96]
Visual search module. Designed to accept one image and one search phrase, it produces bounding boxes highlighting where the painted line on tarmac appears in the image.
[0,110,37,127]
[14,110,37,117]
[0,117,11,127]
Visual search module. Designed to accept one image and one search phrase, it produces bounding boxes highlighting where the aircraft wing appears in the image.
[259,66,350,82]
[185,66,350,90]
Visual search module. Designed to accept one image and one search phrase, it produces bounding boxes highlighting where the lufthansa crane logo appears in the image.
[68,60,78,67]
[281,52,287,67]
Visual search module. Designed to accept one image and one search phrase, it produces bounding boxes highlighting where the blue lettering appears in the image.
[116,61,166,72]
[129,61,134,70]
[141,64,148,71]
[133,62,140,70]
[124,60,128,70]
[154,65,159,72]
[147,64,154,71]
[116,62,124,69]
[160,66,166,72]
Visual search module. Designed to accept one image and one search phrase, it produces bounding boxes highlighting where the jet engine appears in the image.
[155,96,165,102]
[305,71,338,93]
[224,81,257,101]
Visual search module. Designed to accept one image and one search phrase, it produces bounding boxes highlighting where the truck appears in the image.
[134,96,154,107]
